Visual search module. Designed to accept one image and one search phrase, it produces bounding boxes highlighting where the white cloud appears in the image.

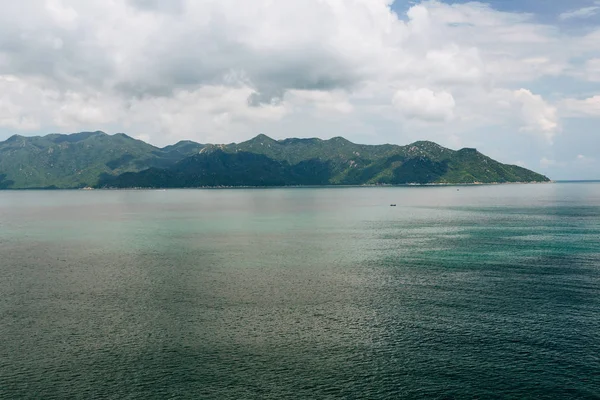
[540,157,553,168]
[55,91,123,129]
[0,0,597,156]
[392,87,455,121]
[125,85,288,144]
[575,154,595,165]
[540,157,562,168]
[576,154,596,162]
[562,95,600,117]
[424,45,487,86]
[513,89,559,142]
[582,59,600,82]
[0,75,44,130]
[559,6,599,20]
[285,90,354,115]
[45,0,79,28]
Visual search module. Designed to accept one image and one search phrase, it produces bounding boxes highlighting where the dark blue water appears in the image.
[1,183,599,399]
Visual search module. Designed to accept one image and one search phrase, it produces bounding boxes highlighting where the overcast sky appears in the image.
[1,0,599,179]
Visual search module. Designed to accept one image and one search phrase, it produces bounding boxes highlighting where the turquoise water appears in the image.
[1,183,599,399]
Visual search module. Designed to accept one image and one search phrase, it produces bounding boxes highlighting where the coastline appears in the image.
[88,180,557,190]
[0,181,558,191]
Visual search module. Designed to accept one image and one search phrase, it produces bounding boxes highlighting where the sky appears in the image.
[0,0,599,179]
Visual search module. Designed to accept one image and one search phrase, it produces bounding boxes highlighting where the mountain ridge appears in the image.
[0,131,205,189]
[0,132,550,189]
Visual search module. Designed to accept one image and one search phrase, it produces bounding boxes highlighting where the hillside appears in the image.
[100,134,550,188]
[0,132,549,189]
[0,131,204,188]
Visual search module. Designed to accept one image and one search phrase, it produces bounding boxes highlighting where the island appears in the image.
[0,131,549,189]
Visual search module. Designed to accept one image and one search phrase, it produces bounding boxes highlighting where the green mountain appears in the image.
[0,131,204,189]
[0,132,549,189]
[100,134,550,188]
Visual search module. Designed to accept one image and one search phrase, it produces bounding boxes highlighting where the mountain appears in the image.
[100,134,550,188]
[0,132,549,189]
[0,131,204,188]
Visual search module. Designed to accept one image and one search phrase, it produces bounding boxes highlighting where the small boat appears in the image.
[390,204,396,207]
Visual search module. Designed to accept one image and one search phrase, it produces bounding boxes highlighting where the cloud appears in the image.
[392,88,455,121]
[45,0,79,27]
[285,90,354,115]
[540,157,564,168]
[0,0,597,158]
[576,154,595,163]
[538,154,599,180]
[581,59,600,82]
[562,95,600,117]
[55,91,124,129]
[559,6,599,20]
[0,75,44,130]
[513,89,559,142]
[125,85,288,144]
[540,157,554,168]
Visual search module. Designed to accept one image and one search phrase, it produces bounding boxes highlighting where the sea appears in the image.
[1,183,599,399]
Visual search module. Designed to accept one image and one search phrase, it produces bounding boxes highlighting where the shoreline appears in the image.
[0,181,559,191]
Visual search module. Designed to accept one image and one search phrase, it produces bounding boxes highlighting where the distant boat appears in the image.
[390,204,396,207]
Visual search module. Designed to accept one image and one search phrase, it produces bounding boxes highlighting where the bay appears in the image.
[1,183,599,399]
